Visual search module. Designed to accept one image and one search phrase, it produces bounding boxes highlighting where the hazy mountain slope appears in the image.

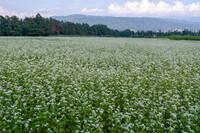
[51,14,200,31]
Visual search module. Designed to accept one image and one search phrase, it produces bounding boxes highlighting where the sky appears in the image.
[0,0,200,18]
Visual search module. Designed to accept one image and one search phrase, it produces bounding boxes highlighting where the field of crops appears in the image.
[0,37,200,132]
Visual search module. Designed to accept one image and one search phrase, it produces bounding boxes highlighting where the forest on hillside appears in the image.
[0,14,200,38]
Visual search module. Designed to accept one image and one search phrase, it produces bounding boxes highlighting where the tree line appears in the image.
[168,35,200,41]
[0,13,200,38]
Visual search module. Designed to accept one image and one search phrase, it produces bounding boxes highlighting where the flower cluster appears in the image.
[0,37,199,132]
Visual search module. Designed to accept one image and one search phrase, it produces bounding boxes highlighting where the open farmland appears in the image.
[0,37,200,132]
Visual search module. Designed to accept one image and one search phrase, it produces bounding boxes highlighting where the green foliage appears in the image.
[0,37,200,132]
[0,14,118,37]
[1,14,200,38]
[169,35,200,41]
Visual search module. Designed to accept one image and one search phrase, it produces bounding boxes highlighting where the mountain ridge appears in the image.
[51,14,200,31]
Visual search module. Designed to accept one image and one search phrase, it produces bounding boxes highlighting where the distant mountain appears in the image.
[171,17,200,23]
[51,14,200,31]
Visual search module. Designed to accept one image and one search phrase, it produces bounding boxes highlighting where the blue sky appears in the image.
[0,0,200,18]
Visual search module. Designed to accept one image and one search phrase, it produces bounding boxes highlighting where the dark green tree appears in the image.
[9,16,22,36]
[0,16,11,36]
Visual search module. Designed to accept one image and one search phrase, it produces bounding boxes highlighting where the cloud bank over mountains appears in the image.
[81,8,104,14]
[108,0,200,17]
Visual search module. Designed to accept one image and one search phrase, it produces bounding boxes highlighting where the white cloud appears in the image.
[81,8,104,14]
[0,6,55,18]
[0,6,18,16]
[108,0,200,17]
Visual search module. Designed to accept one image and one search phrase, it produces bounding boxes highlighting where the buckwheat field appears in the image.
[0,37,200,132]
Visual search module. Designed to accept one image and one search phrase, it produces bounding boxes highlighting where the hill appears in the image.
[51,14,200,31]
